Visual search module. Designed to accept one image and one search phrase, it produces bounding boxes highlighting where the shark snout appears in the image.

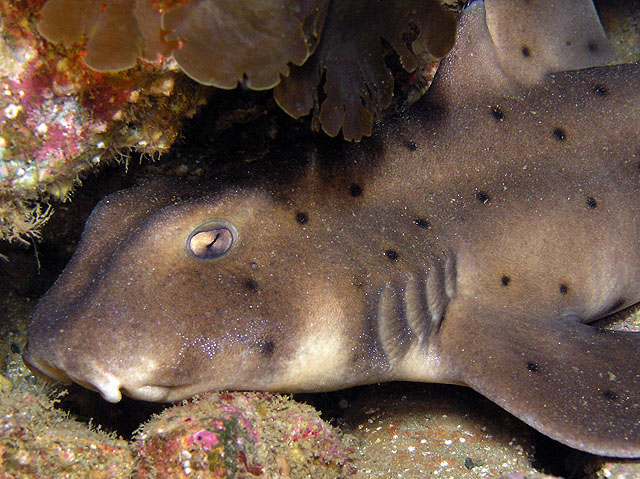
[22,344,73,385]
[22,342,122,402]
[22,339,181,403]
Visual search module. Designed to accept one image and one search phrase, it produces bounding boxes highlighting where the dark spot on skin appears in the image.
[586,197,597,209]
[553,128,566,141]
[603,389,618,402]
[526,361,539,372]
[405,140,418,151]
[10,343,20,354]
[559,284,569,295]
[501,275,510,286]
[385,249,399,261]
[587,41,598,53]
[521,45,531,57]
[413,218,430,229]
[259,340,276,357]
[491,106,505,121]
[349,183,363,197]
[245,278,259,291]
[593,84,608,96]
[295,212,309,224]
[475,191,490,204]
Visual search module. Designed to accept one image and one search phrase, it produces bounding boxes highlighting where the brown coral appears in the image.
[162,0,328,89]
[38,0,327,85]
[38,0,171,72]
[37,0,457,140]
[275,0,457,140]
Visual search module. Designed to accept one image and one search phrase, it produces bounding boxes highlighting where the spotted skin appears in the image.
[24,2,640,457]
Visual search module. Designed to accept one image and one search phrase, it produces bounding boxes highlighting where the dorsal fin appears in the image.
[433,0,615,101]
[485,0,614,85]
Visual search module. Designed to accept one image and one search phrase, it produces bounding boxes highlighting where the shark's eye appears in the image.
[188,224,236,259]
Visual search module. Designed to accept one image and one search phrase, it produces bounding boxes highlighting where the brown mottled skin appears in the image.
[24,2,640,457]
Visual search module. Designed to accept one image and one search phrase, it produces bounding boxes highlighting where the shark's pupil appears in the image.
[207,233,220,248]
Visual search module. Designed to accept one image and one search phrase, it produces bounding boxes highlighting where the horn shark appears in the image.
[23,1,640,457]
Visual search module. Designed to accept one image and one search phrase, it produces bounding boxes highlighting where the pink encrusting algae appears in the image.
[0,0,207,243]
[134,392,355,479]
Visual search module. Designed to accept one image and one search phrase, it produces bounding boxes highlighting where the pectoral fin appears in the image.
[439,298,640,457]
